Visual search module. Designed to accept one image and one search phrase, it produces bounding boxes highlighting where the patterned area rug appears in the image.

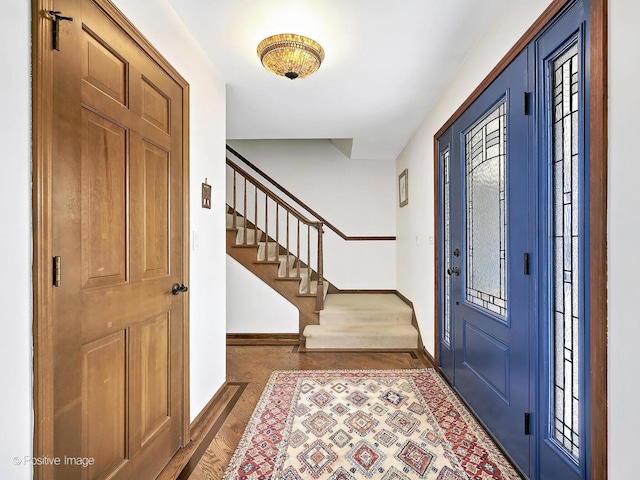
[222,369,521,479]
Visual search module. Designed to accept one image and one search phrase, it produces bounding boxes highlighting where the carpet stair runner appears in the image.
[303,293,419,349]
[227,212,419,350]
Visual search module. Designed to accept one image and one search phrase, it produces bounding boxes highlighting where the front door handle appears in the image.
[172,283,189,295]
[447,267,460,276]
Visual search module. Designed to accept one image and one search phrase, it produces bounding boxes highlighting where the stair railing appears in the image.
[227,158,325,311]
[227,145,395,242]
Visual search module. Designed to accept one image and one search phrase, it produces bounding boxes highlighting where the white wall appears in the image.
[395,0,554,356]
[0,3,227,477]
[227,139,396,289]
[227,257,298,333]
[608,0,639,476]
[111,0,227,423]
[0,3,33,479]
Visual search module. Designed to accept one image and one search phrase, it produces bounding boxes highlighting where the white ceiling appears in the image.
[168,0,506,160]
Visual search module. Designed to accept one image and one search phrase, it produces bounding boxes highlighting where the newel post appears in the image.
[316,223,324,311]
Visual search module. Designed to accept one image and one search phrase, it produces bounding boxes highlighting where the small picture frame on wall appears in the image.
[399,168,409,207]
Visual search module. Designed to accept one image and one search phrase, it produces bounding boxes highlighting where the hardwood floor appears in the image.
[159,346,432,479]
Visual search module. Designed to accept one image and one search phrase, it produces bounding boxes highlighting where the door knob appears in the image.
[447,267,460,276]
[172,283,188,295]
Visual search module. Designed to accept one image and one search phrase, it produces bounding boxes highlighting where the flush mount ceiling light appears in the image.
[257,33,325,80]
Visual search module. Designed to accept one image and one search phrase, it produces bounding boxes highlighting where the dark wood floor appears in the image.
[158,345,433,480]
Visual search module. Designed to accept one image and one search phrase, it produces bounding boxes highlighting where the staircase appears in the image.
[226,148,420,351]
[226,211,328,344]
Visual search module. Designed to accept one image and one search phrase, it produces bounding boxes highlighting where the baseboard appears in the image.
[394,290,411,306]
[226,333,299,346]
[394,291,426,353]
[422,346,435,366]
[157,381,247,480]
[189,381,231,436]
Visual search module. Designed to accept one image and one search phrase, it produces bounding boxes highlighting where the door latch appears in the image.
[47,10,74,51]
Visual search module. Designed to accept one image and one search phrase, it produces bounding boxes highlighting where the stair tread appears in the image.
[323,293,411,313]
[320,316,412,326]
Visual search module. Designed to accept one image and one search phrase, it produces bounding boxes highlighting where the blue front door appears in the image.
[438,1,590,479]
[439,49,533,476]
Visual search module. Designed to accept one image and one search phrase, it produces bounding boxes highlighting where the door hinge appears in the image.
[53,256,61,287]
[523,252,530,275]
[523,91,532,115]
[524,412,531,435]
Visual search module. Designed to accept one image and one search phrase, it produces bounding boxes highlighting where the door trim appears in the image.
[31,1,191,477]
[432,0,607,477]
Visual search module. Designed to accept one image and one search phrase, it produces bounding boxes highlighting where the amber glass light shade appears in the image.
[257,34,325,80]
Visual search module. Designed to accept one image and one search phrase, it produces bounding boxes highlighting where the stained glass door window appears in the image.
[550,41,581,461]
[443,148,451,347]
[465,101,508,317]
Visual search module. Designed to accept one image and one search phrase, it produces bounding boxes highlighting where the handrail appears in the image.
[226,145,396,241]
[227,159,325,310]
[227,159,321,228]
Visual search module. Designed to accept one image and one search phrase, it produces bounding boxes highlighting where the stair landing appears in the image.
[303,293,419,350]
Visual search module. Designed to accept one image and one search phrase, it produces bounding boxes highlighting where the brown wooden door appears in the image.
[50,0,187,478]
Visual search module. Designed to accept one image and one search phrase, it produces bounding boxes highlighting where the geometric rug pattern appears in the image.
[222,369,521,479]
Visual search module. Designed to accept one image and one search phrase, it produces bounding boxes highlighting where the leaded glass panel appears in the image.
[551,41,580,461]
[465,101,507,316]
[443,149,451,348]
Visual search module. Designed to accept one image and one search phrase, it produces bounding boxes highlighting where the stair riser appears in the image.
[278,263,305,278]
[235,228,263,245]
[319,313,413,326]
[305,335,418,350]
[257,242,278,261]
[226,215,246,229]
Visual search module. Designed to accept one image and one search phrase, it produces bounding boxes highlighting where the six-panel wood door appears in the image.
[51,0,186,478]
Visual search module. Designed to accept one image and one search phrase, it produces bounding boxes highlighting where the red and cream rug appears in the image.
[222,369,521,479]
